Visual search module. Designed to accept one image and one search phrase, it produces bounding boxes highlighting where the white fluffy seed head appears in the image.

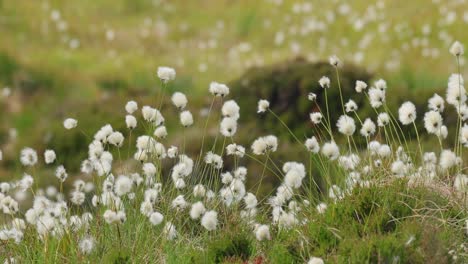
[153,126,168,139]
[454,174,468,192]
[221,172,233,184]
[180,110,194,127]
[157,66,176,82]
[193,184,206,198]
[329,55,342,67]
[63,118,77,129]
[94,124,113,143]
[174,178,186,190]
[337,115,356,136]
[149,211,164,225]
[321,141,340,160]
[251,137,268,155]
[458,104,468,121]
[125,101,138,114]
[308,93,317,101]
[391,160,407,177]
[305,136,320,153]
[424,111,443,134]
[316,202,327,214]
[209,82,229,97]
[204,151,223,169]
[424,152,437,164]
[355,80,367,93]
[339,155,360,171]
[220,117,237,137]
[360,118,376,137]
[319,76,330,88]
[226,144,245,157]
[329,185,343,200]
[164,222,177,240]
[460,124,468,147]
[190,201,206,219]
[439,149,458,170]
[284,169,304,189]
[20,148,38,166]
[244,193,258,209]
[171,195,188,210]
[428,93,445,112]
[368,88,385,108]
[257,99,270,113]
[234,167,248,180]
[0,182,10,193]
[374,79,387,91]
[378,144,391,158]
[108,132,124,147]
[44,150,56,164]
[171,92,188,110]
[446,74,466,106]
[18,173,34,192]
[79,237,95,255]
[377,112,390,127]
[201,210,218,231]
[308,257,325,264]
[167,146,178,158]
[345,100,358,112]
[398,101,417,125]
[114,175,132,196]
[222,100,240,120]
[140,200,153,216]
[450,41,464,57]
[264,135,278,152]
[136,135,157,150]
[368,141,381,155]
[310,112,323,124]
[143,163,157,177]
[141,106,156,121]
[255,224,271,241]
[125,115,137,129]
[73,180,85,192]
[71,191,85,205]
[55,165,68,183]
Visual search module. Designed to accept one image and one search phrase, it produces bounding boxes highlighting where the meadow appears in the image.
[0,0,468,263]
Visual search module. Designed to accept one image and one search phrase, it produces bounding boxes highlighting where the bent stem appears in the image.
[255,152,270,197]
[116,225,122,257]
[198,97,216,158]
[267,108,301,145]
[158,81,167,110]
[324,88,333,137]
[308,153,322,200]
[335,67,346,115]
[455,56,464,173]
[412,121,423,162]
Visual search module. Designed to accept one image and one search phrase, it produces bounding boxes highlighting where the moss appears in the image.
[336,233,424,264]
[302,182,467,263]
[203,232,254,263]
[101,248,131,264]
[267,242,300,264]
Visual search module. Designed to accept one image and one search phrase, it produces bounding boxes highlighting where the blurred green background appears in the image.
[0,0,467,183]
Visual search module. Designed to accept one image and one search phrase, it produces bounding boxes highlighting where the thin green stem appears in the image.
[335,67,346,115]
[268,108,302,145]
[255,152,270,197]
